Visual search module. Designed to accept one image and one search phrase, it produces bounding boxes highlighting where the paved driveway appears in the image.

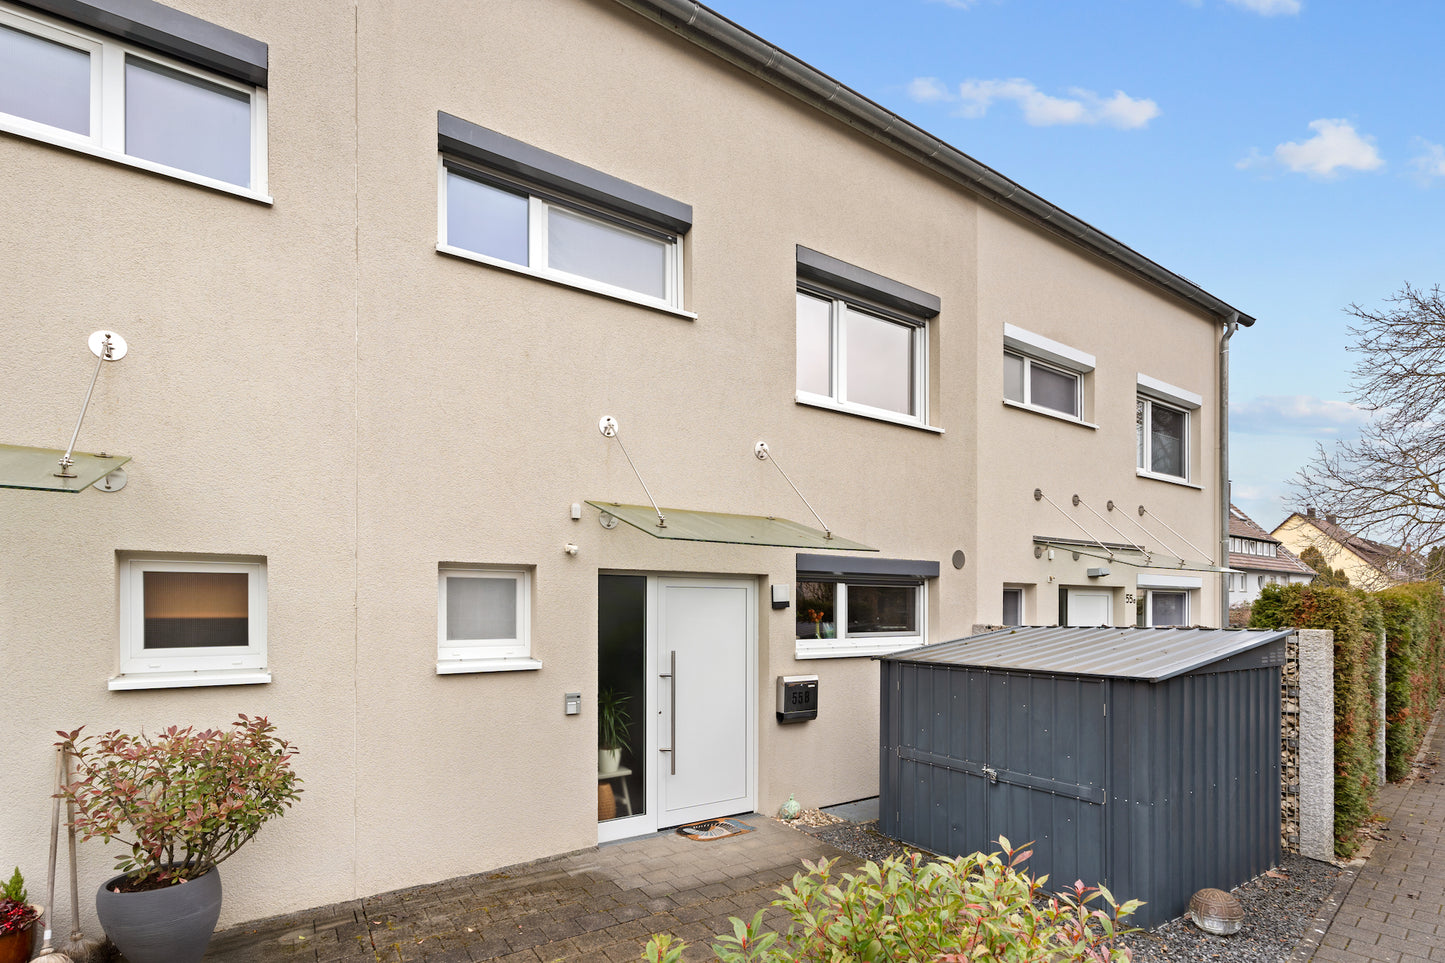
[205,817,857,962]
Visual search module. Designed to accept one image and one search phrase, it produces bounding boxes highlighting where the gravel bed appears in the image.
[782,812,1346,962]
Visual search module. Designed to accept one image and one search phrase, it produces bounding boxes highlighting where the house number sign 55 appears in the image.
[1124,593,1137,605]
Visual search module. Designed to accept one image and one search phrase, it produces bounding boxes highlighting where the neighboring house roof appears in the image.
[1229,504,1315,577]
[1274,512,1425,582]
[614,0,1255,329]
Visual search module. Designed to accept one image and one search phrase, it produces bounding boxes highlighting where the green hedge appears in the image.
[1251,584,1382,857]
[1376,583,1445,780]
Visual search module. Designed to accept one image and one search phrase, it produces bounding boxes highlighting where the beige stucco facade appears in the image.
[0,0,1244,928]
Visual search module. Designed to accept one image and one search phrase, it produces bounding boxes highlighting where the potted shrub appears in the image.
[0,868,39,963]
[597,688,631,773]
[58,714,302,963]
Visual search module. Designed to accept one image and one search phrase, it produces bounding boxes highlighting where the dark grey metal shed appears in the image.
[879,626,1290,928]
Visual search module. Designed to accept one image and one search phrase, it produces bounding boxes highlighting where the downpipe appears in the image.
[1219,312,1239,627]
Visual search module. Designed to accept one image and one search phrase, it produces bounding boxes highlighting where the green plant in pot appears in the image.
[0,868,39,963]
[58,714,302,963]
[597,688,632,773]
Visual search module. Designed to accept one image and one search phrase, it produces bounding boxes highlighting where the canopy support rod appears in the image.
[1075,494,1150,560]
[57,331,127,478]
[1034,488,1114,559]
[598,416,665,528]
[1123,506,1209,569]
[756,442,830,539]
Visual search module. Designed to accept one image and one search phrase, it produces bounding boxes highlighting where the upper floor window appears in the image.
[0,2,268,197]
[437,112,691,313]
[1136,374,1202,483]
[1002,325,1095,425]
[794,246,939,430]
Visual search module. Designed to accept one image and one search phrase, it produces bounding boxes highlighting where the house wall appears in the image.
[0,0,1238,928]
[1273,516,1382,589]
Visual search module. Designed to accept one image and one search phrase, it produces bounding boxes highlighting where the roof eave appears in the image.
[612,0,1257,327]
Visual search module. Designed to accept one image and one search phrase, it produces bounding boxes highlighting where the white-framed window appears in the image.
[440,163,682,310]
[111,556,269,690]
[796,289,929,426]
[436,114,692,314]
[1144,590,1189,627]
[1002,587,1024,626]
[1002,324,1095,424]
[437,566,539,674]
[794,246,939,431]
[795,579,926,658]
[0,3,268,198]
[1136,374,1202,483]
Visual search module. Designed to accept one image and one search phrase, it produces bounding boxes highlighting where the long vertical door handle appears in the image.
[659,650,677,775]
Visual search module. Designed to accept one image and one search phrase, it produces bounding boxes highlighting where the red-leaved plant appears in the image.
[57,715,302,891]
[0,867,37,936]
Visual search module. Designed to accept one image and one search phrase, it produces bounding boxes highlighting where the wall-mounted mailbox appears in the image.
[776,674,818,724]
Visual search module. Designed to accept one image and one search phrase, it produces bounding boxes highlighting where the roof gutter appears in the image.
[611,0,1256,327]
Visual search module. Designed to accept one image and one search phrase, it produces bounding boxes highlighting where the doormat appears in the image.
[675,818,755,841]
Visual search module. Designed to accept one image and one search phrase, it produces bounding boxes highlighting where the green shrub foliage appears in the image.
[1250,583,1380,856]
[1377,583,1445,780]
[640,839,1140,962]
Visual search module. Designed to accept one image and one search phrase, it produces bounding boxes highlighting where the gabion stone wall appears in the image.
[1281,632,1301,853]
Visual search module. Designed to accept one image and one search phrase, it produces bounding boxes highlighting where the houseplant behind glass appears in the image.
[597,688,632,773]
[0,868,39,963]
[58,714,302,963]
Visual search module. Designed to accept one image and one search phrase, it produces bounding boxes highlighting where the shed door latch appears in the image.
[982,766,998,784]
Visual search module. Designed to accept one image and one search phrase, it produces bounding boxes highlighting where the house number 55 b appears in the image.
[1124,593,1137,605]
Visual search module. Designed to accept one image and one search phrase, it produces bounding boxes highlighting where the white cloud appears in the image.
[906,77,952,104]
[1224,0,1301,14]
[1239,119,1383,178]
[1408,140,1445,184]
[1230,395,1370,436]
[909,77,1159,129]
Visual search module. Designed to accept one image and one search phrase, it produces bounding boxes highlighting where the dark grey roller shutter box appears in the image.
[879,625,1288,929]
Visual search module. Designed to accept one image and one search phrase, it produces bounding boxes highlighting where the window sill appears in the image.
[795,639,924,660]
[1136,469,1204,490]
[1,122,272,204]
[1001,398,1098,429]
[108,669,271,691]
[436,657,543,675]
[436,245,697,321]
[795,395,943,434]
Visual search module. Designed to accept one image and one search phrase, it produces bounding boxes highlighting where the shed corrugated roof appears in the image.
[883,625,1292,682]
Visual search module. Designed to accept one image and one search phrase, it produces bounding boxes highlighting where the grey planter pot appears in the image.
[95,866,222,963]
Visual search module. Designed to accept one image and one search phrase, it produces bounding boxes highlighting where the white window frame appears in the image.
[795,286,933,431]
[437,566,539,674]
[1144,589,1190,627]
[0,4,268,200]
[794,580,927,659]
[1136,374,1201,484]
[1002,324,1096,427]
[111,556,269,691]
[437,159,687,316]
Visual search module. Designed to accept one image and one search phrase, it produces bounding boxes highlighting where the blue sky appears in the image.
[707,0,1443,530]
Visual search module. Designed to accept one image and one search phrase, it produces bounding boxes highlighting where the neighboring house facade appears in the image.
[1228,504,1315,607]
[0,0,1253,926]
[1273,509,1422,590]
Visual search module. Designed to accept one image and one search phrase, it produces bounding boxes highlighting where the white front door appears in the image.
[657,578,756,827]
[1067,589,1113,626]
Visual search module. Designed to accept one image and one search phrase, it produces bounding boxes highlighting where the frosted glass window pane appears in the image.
[1151,592,1187,627]
[447,172,529,265]
[0,25,90,134]
[142,571,248,649]
[796,292,832,396]
[1003,353,1024,403]
[845,308,913,415]
[1150,404,1186,477]
[1002,589,1022,626]
[126,58,250,186]
[547,207,666,299]
[447,577,517,641]
[1030,364,1077,416]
